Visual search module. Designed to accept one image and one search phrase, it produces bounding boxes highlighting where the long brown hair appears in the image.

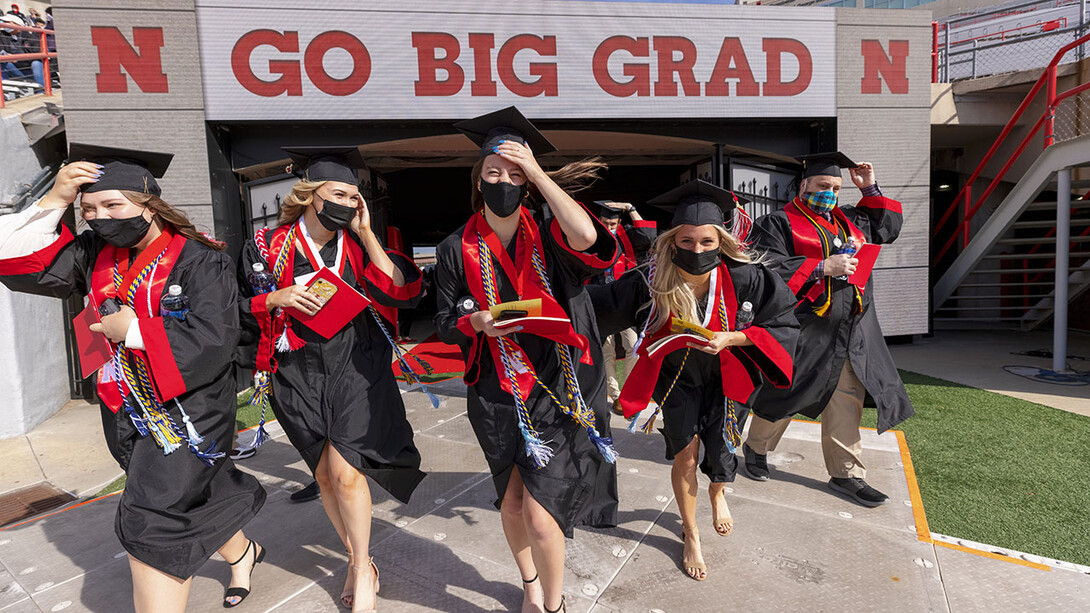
[469,156,607,213]
[119,190,225,251]
[647,224,756,332]
[277,179,325,227]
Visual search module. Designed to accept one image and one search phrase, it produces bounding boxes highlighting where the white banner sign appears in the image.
[195,1,836,121]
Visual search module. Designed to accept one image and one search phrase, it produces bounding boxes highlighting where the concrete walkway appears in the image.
[1,378,1087,613]
[889,329,1090,417]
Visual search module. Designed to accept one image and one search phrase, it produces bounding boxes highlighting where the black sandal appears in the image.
[545,596,566,613]
[223,540,266,608]
[522,573,539,585]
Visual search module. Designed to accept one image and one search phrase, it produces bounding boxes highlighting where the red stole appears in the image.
[783,198,867,310]
[460,210,592,401]
[88,228,187,413]
[619,262,755,418]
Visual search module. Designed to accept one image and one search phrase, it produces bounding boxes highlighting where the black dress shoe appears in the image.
[742,444,770,481]
[290,481,320,503]
[828,477,889,507]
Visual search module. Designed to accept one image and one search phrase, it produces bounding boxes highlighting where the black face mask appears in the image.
[316,199,356,231]
[480,180,527,218]
[672,246,720,276]
[88,214,152,249]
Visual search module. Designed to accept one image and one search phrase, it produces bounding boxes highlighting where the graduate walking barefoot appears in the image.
[590,181,798,581]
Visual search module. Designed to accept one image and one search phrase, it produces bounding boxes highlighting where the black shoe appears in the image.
[289,481,320,503]
[828,477,890,507]
[742,444,769,481]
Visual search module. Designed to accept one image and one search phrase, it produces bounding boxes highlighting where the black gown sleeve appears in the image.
[433,231,487,383]
[750,212,821,299]
[733,263,800,389]
[539,204,619,284]
[586,267,652,338]
[139,247,240,403]
[235,238,270,371]
[0,223,95,299]
[625,221,658,258]
[841,195,904,246]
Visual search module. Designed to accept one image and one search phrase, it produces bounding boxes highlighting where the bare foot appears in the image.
[681,530,706,581]
[340,555,355,609]
[351,559,379,613]
[710,487,734,537]
[522,574,545,613]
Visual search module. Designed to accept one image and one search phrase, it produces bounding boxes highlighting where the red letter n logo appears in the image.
[860,40,909,95]
[91,27,169,93]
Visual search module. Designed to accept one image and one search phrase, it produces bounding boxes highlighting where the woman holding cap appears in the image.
[589,180,798,581]
[433,107,619,613]
[236,147,425,613]
[0,144,266,611]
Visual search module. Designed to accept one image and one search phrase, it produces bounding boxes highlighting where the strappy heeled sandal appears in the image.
[545,595,566,613]
[223,540,266,608]
[351,557,380,613]
[341,550,355,609]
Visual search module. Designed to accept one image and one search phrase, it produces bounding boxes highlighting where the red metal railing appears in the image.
[932,22,939,83]
[931,30,1090,266]
[0,20,57,109]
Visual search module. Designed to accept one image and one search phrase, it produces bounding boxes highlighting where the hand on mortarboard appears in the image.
[849,162,876,189]
[41,162,103,210]
[493,140,546,186]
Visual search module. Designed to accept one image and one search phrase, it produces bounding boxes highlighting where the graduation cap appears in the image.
[454,106,557,159]
[797,151,857,178]
[647,180,748,227]
[593,200,625,220]
[282,146,365,185]
[69,143,174,197]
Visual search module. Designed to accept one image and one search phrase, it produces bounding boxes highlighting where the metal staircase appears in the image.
[931,32,1090,344]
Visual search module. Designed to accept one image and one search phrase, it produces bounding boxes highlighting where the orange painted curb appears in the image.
[933,540,1052,572]
[0,489,122,532]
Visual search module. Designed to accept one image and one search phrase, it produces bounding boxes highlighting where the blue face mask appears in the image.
[803,189,838,214]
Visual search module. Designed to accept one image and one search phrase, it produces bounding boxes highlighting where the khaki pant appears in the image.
[746,359,867,479]
[602,327,638,401]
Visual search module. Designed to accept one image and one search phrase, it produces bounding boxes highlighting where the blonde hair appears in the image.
[118,190,225,251]
[278,179,326,226]
[648,224,755,332]
[469,157,607,213]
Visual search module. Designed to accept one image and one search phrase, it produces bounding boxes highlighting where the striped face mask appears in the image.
[803,190,838,214]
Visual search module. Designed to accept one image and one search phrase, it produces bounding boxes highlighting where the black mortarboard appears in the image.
[69,143,173,197]
[593,200,625,220]
[647,180,746,227]
[454,106,557,159]
[797,151,857,178]
[282,146,365,185]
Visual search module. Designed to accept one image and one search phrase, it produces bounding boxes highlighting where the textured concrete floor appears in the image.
[0,378,1087,612]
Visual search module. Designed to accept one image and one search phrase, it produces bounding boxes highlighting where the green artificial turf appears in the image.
[795,370,1090,566]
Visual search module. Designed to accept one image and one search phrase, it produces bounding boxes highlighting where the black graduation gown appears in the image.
[237,231,426,504]
[0,228,265,580]
[589,261,799,481]
[433,206,619,537]
[751,196,914,433]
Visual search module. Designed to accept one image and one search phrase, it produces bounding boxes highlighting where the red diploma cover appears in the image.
[286,267,370,339]
[849,243,881,287]
[73,303,113,379]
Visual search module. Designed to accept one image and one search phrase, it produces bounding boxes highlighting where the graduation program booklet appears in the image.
[286,266,370,339]
[490,298,577,337]
[645,318,713,356]
[73,302,113,379]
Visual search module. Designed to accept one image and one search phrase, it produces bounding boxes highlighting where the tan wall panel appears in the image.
[871,267,930,336]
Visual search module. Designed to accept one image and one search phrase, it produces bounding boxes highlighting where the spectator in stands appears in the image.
[44,7,53,53]
[0,14,43,89]
[6,4,31,26]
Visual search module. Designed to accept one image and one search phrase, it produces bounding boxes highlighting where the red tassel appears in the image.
[276,321,306,352]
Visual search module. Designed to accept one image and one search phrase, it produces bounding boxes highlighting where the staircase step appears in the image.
[1026,200,1090,211]
[981,252,1090,260]
[1010,219,1090,229]
[995,236,1090,245]
[957,281,1057,287]
[947,294,1053,300]
[932,317,1026,322]
[965,268,1057,274]
[935,305,1042,312]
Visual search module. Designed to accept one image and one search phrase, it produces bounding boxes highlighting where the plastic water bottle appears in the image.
[248,262,277,295]
[832,237,857,281]
[160,285,190,321]
[736,301,754,331]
